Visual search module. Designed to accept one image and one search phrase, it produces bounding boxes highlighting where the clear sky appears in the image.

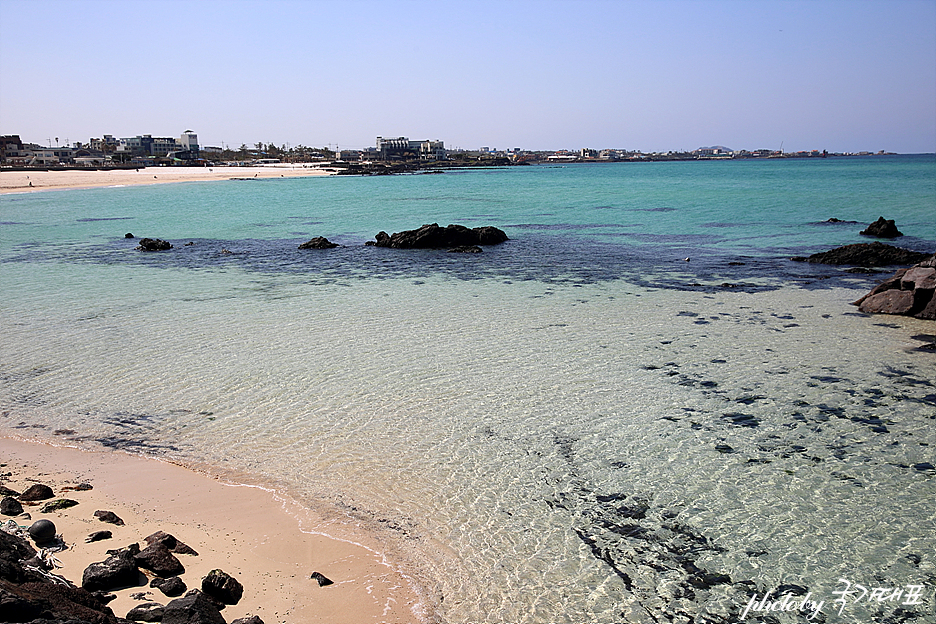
[1,0,934,153]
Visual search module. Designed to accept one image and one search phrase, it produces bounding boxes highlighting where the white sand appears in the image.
[0,165,336,194]
[0,437,431,623]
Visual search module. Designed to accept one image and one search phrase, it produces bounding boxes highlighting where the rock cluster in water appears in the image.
[853,254,936,320]
[366,223,509,249]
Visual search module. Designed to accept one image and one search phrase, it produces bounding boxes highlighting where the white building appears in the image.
[179,130,198,152]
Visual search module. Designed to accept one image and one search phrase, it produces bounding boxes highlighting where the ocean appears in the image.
[2,155,935,623]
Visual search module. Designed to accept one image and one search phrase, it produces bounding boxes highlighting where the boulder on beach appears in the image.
[136,237,173,251]
[1,496,24,516]
[94,509,125,525]
[145,530,199,556]
[366,223,508,249]
[201,568,243,605]
[298,236,339,249]
[852,254,936,320]
[792,242,930,267]
[18,483,54,501]
[82,544,142,592]
[162,589,226,624]
[135,541,185,577]
[860,216,903,238]
[152,574,188,597]
[126,601,166,622]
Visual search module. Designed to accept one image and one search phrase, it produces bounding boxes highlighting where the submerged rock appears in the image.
[860,216,903,238]
[367,223,508,249]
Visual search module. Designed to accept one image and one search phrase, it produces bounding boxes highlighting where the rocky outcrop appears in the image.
[853,254,936,320]
[792,242,930,266]
[366,223,508,249]
[136,238,173,251]
[860,216,903,238]
[298,236,338,249]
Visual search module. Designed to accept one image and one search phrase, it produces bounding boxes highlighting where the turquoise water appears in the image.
[2,156,935,623]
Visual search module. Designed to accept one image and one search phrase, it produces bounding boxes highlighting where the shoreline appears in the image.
[0,435,431,623]
[0,165,336,194]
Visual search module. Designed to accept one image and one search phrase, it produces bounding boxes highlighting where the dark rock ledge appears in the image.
[365,223,508,249]
[790,242,930,267]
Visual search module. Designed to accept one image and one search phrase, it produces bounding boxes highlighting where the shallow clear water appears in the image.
[2,156,935,623]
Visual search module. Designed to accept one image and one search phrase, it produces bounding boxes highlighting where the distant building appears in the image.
[1,135,24,163]
[179,130,199,153]
[376,136,446,161]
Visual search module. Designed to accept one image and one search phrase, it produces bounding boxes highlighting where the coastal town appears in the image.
[0,130,893,172]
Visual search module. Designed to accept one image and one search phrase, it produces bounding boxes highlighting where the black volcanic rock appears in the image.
[0,529,121,622]
[298,236,339,249]
[135,542,185,577]
[793,242,929,266]
[19,483,54,501]
[82,545,142,592]
[367,223,508,249]
[162,589,226,624]
[94,510,125,526]
[151,575,187,597]
[126,601,166,622]
[136,238,173,251]
[144,531,198,556]
[1,496,23,516]
[201,568,243,605]
[860,216,903,238]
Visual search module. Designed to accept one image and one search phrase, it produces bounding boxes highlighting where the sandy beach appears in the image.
[0,436,430,623]
[0,165,336,194]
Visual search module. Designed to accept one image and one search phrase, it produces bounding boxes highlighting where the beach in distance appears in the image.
[0,165,335,194]
[2,156,935,623]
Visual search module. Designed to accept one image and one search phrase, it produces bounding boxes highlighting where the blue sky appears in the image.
[1,0,934,153]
